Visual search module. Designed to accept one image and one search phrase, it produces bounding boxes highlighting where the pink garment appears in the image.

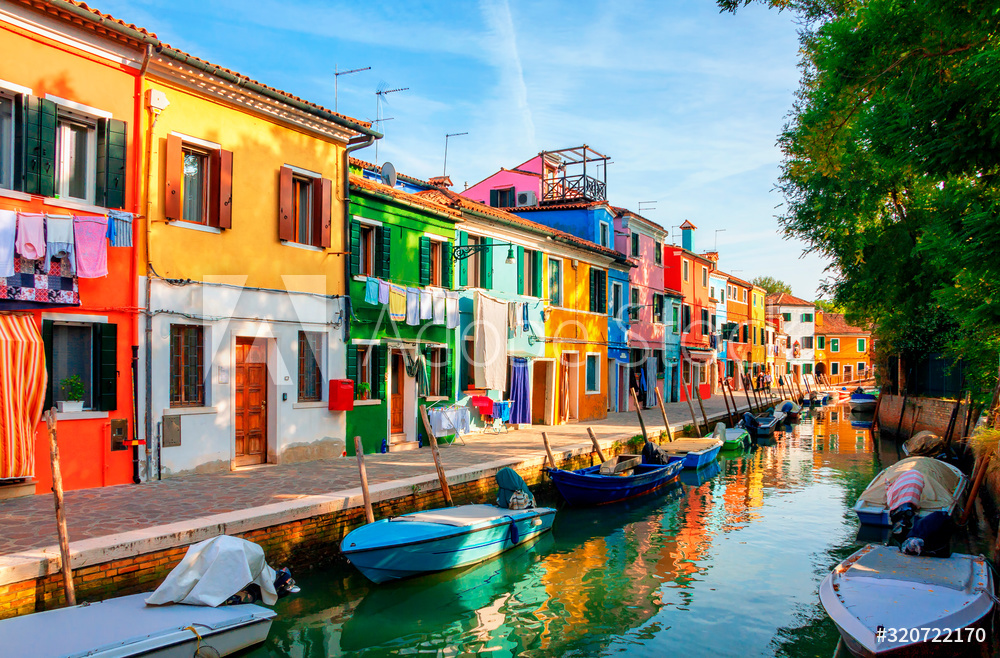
[887,470,925,511]
[15,213,45,261]
[72,215,109,278]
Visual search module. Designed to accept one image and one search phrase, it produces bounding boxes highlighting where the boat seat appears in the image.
[389,504,511,527]
[845,545,975,592]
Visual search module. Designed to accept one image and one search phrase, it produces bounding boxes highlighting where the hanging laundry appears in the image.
[523,302,530,332]
[473,291,508,390]
[446,291,460,330]
[15,213,45,261]
[364,277,379,305]
[420,289,433,320]
[388,284,406,322]
[73,215,109,278]
[508,302,517,334]
[406,287,420,326]
[107,209,133,248]
[0,210,15,278]
[432,289,446,325]
[44,215,75,275]
[378,279,390,305]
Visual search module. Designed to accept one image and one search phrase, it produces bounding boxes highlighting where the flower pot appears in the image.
[58,400,84,413]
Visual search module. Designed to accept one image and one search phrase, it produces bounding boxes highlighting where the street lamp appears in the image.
[452,241,518,264]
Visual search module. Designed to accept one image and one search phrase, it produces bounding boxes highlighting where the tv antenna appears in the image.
[374,84,408,165]
[637,201,657,215]
[443,132,468,177]
[334,65,370,113]
[714,228,726,251]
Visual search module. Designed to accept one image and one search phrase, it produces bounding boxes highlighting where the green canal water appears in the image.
[248,408,984,657]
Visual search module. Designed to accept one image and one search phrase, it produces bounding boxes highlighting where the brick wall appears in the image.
[0,449,605,619]
[876,394,971,439]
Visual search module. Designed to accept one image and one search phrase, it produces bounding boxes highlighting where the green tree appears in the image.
[813,299,844,314]
[719,0,1000,393]
[751,276,792,296]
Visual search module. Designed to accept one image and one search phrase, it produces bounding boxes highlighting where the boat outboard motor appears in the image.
[225,567,301,605]
[496,466,535,510]
[900,511,953,558]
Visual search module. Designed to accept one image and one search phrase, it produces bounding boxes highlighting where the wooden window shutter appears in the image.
[313,177,332,248]
[441,241,453,289]
[349,221,361,276]
[209,149,233,229]
[346,343,357,384]
[480,237,493,290]
[21,96,57,196]
[375,226,391,278]
[533,251,543,297]
[441,347,453,398]
[277,166,294,241]
[489,189,499,208]
[458,231,468,286]
[95,322,118,411]
[589,270,597,312]
[376,345,387,399]
[419,236,431,286]
[600,272,607,312]
[96,118,127,210]
[41,319,53,411]
[516,246,525,295]
[164,134,183,220]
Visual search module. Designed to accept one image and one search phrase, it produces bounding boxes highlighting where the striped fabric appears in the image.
[0,314,47,479]
[887,469,925,511]
[107,210,134,248]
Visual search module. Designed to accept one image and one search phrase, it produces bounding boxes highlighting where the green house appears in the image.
[345,174,463,455]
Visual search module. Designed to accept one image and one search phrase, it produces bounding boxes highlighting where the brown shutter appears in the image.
[164,134,183,220]
[313,177,332,248]
[209,149,233,229]
[278,166,293,241]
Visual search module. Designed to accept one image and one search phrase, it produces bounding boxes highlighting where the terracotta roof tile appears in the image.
[515,200,609,212]
[349,157,433,188]
[818,313,870,336]
[350,175,461,219]
[766,292,814,307]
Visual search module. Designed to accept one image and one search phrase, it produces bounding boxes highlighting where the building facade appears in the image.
[814,312,871,385]
[767,293,817,384]
[664,222,714,401]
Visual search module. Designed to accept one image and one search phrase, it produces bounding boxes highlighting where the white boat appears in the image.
[853,456,967,526]
[820,544,994,657]
[0,593,275,658]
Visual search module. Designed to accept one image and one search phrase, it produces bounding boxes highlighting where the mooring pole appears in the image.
[587,427,608,461]
[682,378,703,437]
[655,387,673,442]
[693,384,711,435]
[45,409,75,607]
[630,389,649,443]
[353,436,375,524]
[419,404,453,506]
[541,431,557,469]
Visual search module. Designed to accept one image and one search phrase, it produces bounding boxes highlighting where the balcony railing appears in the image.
[542,174,607,204]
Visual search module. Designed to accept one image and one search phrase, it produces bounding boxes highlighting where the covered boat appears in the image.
[820,544,993,657]
[739,410,786,439]
[546,453,684,506]
[848,392,878,411]
[661,437,722,469]
[706,422,751,451]
[777,399,801,422]
[853,457,967,526]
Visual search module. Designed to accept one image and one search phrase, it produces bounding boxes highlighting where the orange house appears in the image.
[814,312,872,385]
[0,2,143,494]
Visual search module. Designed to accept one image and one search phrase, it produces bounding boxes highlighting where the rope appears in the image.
[184,626,202,654]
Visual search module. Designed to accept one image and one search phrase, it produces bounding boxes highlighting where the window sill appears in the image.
[293,401,326,409]
[44,197,107,214]
[585,390,601,396]
[168,220,221,234]
[56,410,109,421]
[163,406,217,416]
[282,241,324,253]
[424,395,449,402]
[353,399,382,406]
[0,188,31,202]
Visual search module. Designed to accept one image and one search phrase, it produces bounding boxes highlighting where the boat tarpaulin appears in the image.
[857,457,962,513]
[0,314,46,480]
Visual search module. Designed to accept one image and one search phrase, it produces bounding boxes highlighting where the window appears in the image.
[278,166,330,247]
[817,336,825,349]
[699,363,707,384]
[858,338,867,353]
[56,115,96,203]
[426,346,452,397]
[489,187,515,208]
[170,325,205,407]
[801,313,814,322]
[682,359,691,385]
[672,306,680,334]
[548,257,562,306]
[803,363,813,375]
[589,268,607,313]
[630,288,640,321]
[830,338,840,352]
[802,336,814,349]
[682,260,689,282]
[467,235,481,288]
[599,221,609,247]
[782,312,792,322]
[719,288,725,304]
[631,232,640,257]
[701,266,708,288]
[351,344,385,400]
[710,285,715,300]
[182,147,209,224]
[297,332,323,402]
[701,309,709,335]
[655,243,662,266]
[51,324,94,408]
[612,282,624,320]
[585,354,600,393]
[523,249,537,295]
[682,305,691,332]
[742,289,747,302]
[292,175,313,245]
[429,241,442,286]
[0,96,12,190]
[786,363,792,374]
[359,225,375,276]
[752,324,758,345]
[858,361,866,372]
[831,362,840,376]
[653,294,664,324]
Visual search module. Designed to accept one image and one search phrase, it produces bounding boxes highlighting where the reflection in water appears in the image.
[250,405,965,658]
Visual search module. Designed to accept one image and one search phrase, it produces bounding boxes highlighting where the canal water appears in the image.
[249,407,984,657]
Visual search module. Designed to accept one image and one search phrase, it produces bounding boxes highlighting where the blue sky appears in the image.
[100,0,831,299]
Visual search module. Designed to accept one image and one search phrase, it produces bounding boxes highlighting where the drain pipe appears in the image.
[342,135,376,345]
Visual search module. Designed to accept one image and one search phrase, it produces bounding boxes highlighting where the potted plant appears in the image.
[358,382,371,401]
[58,375,85,412]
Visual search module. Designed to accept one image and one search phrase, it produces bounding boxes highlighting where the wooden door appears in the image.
[235,338,267,466]
[390,351,404,434]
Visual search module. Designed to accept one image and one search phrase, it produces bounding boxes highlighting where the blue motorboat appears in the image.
[739,410,786,439]
[847,391,878,411]
[546,458,684,506]
[661,437,723,469]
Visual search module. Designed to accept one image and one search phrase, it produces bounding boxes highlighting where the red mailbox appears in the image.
[329,379,354,411]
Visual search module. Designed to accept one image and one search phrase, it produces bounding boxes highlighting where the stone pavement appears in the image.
[0,392,754,570]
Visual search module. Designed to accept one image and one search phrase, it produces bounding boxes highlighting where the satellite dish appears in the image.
[380,162,397,188]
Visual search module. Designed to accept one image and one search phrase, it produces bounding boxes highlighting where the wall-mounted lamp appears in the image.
[452,241,519,265]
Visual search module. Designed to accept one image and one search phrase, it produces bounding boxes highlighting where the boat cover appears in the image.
[664,438,722,454]
[389,504,512,528]
[903,431,946,457]
[146,535,278,607]
[842,544,974,592]
[857,457,962,513]
[495,466,534,508]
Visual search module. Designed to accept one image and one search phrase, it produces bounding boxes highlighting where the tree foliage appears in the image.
[751,276,792,296]
[720,0,1000,393]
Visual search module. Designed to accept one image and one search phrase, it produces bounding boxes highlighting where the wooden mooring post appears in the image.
[353,436,375,524]
[682,378,702,437]
[541,432,557,469]
[587,427,608,461]
[693,384,711,435]
[630,389,649,443]
[655,387,673,442]
[717,380,735,428]
[45,409,75,607]
[419,404,453,506]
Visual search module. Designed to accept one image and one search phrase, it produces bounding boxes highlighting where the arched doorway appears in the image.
[815,362,827,376]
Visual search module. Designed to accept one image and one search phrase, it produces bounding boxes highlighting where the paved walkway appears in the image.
[0,393,752,563]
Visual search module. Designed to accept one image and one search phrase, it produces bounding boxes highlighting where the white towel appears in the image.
[406,287,420,326]
[0,210,15,277]
[420,289,433,320]
[446,291,460,330]
[473,291,508,390]
[432,289,446,325]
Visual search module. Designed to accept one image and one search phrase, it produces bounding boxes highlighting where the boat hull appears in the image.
[548,460,683,506]
[341,506,556,584]
[682,443,722,469]
[853,458,967,526]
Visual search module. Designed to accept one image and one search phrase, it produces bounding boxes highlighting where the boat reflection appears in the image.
[679,459,722,487]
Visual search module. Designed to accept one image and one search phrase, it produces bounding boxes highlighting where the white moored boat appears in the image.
[853,456,967,526]
[820,544,994,657]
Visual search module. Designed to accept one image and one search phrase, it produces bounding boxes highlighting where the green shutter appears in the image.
[533,251,542,297]
[589,270,597,312]
[419,236,431,286]
[22,96,57,196]
[600,273,607,312]
[489,189,499,207]
[458,231,468,287]
[95,322,118,411]
[441,347,453,398]
[346,343,358,385]
[376,345,387,400]
[480,237,493,290]
[349,221,361,276]
[96,118,127,209]
[375,226,391,278]
[817,336,825,349]
[442,241,453,289]
[41,320,53,412]
[516,246,525,295]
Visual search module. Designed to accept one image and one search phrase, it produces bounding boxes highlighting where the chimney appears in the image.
[680,220,697,252]
[428,175,453,189]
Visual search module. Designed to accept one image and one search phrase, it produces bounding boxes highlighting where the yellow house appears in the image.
[750,286,766,377]
[814,312,872,385]
[139,43,379,477]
